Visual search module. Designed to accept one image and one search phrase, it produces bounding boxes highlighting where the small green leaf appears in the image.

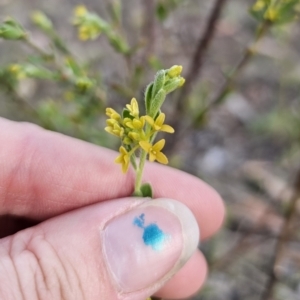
[149,89,166,118]
[156,3,168,21]
[109,0,122,25]
[140,183,153,198]
[145,83,154,114]
[152,70,165,99]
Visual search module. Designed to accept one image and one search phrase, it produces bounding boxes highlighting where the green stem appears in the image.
[134,149,147,194]
[130,153,137,170]
[24,36,52,57]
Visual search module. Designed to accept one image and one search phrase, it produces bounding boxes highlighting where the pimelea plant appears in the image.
[105,65,185,197]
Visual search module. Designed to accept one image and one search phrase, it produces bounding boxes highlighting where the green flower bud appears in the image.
[75,77,94,91]
[163,78,182,94]
[31,11,53,31]
[0,19,26,40]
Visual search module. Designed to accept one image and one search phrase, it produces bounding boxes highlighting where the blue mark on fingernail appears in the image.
[133,213,169,251]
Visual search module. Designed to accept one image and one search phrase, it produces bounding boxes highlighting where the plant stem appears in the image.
[166,20,271,155]
[261,169,300,300]
[134,149,147,194]
[24,36,107,105]
[165,0,228,153]
[174,0,229,114]
[203,20,271,111]
[24,36,52,57]
[130,153,137,170]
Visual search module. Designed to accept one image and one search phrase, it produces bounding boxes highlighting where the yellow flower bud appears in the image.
[126,98,139,118]
[31,11,53,31]
[179,77,186,87]
[264,8,278,21]
[75,5,88,17]
[167,65,183,78]
[128,132,140,141]
[123,137,132,145]
[252,0,266,11]
[106,108,121,120]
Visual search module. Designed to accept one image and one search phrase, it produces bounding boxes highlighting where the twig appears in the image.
[24,36,106,104]
[261,169,300,300]
[165,0,228,153]
[24,36,51,57]
[199,21,271,117]
[174,0,228,115]
[166,20,270,155]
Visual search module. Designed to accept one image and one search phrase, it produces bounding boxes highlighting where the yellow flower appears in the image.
[78,24,100,41]
[78,25,91,41]
[122,136,132,145]
[105,121,124,137]
[115,146,130,173]
[139,139,168,164]
[126,98,139,118]
[264,8,279,21]
[144,113,174,133]
[128,130,147,141]
[167,65,183,78]
[9,64,26,79]
[252,0,266,11]
[106,108,121,120]
[9,64,21,73]
[74,5,88,18]
[124,116,145,130]
[106,118,118,127]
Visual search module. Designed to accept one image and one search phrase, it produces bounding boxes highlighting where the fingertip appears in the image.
[200,186,226,240]
[144,164,226,240]
[155,250,207,299]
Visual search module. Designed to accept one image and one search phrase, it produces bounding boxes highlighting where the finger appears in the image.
[144,163,225,240]
[0,198,200,300]
[155,251,207,299]
[0,118,224,239]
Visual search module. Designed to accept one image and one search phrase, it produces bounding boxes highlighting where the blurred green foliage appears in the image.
[0,0,300,157]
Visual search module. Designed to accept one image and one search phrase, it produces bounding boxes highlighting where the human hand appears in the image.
[0,117,224,300]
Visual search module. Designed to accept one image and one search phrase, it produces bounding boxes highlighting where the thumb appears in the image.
[0,198,199,300]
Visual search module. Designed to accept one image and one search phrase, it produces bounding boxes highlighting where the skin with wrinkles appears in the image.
[0,117,225,299]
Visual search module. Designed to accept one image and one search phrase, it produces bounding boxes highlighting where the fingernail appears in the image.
[102,198,200,294]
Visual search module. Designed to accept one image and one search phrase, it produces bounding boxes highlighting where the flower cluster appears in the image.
[73,5,104,41]
[105,65,184,178]
[105,98,173,173]
[73,5,129,54]
[251,0,300,24]
[9,63,54,80]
